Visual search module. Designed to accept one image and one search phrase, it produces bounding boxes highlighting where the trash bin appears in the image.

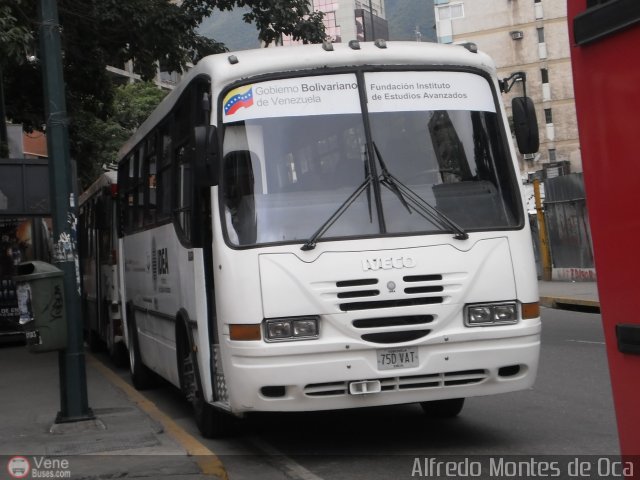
[14,261,67,353]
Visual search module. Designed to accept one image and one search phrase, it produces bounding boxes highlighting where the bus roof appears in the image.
[118,41,496,162]
[79,170,117,206]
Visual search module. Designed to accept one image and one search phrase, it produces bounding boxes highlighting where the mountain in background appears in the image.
[198,1,436,52]
[198,8,260,52]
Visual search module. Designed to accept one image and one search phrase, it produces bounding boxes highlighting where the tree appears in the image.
[183,0,326,46]
[0,0,34,157]
[72,82,167,186]
[1,0,325,185]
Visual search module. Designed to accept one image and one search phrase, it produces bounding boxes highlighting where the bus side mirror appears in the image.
[512,97,540,154]
[195,125,219,186]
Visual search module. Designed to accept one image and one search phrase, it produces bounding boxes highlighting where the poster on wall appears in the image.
[0,218,51,336]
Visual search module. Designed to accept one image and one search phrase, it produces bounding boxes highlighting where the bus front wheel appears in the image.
[177,324,232,438]
[420,398,465,418]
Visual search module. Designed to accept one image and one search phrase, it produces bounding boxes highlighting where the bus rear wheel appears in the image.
[127,308,156,390]
[420,398,465,418]
[104,300,128,368]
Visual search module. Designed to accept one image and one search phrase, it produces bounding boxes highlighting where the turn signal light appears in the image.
[229,324,261,341]
[522,302,540,319]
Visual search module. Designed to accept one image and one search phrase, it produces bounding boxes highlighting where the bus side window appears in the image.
[136,148,146,229]
[127,155,137,232]
[171,85,194,245]
[147,154,157,225]
[175,144,192,241]
[158,123,173,220]
[117,158,128,235]
[223,150,257,245]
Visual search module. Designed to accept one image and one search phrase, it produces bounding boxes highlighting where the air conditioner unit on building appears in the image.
[510,31,524,40]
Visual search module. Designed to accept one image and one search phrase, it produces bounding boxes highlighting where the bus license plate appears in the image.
[377,347,419,370]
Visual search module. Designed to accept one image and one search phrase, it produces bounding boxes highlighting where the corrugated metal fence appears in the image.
[532,173,596,281]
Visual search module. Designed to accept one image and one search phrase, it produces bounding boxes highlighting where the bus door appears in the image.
[568,0,640,458]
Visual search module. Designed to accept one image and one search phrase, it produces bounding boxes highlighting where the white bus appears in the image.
[117,41,541,437]
[79,171,128,365]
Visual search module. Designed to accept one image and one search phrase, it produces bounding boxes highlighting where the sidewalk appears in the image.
[0,281,598,478]
[538,280,600,311]
[0,345,225,479]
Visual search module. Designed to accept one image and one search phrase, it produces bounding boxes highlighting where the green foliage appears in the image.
[1,0,325,187]
[183,0,326,46]
[0,0,34,65]
[112,82,168,133]
[73,82,167,187]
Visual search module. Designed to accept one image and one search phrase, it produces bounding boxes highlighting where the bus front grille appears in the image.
[352,315,435,328]
[360,330,430,344]
[304,369,488,397]
[335,273,447,311]
[339,296,443,311]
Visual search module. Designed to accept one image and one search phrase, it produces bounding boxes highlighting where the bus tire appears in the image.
[177,322,232,438]
[193,390,233,439]
[110,341,129,369]
[420,398,465,418]
[105,300,128,368]
[127,307,156,390]
[88,329,104,353]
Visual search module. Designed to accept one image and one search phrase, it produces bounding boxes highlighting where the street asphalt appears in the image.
[0,280,599,479]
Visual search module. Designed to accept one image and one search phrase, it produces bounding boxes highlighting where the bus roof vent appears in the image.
[228,55,239,65]
[458,42,478,53]
[374,39,387,49]
[322,40,334,51]
[348,40,361,50]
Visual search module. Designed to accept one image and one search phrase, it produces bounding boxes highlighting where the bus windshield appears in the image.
[221,71,521,247]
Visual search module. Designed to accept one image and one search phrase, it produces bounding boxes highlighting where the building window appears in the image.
[537,27,545,43]
[548,149,557,162]
[544,108,553,124]
[540,68,549,84]
[534,0,541,3]
[436,3,464,21]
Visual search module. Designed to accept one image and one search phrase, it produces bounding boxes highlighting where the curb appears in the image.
[539,295,600,312]
[87,355,228,479]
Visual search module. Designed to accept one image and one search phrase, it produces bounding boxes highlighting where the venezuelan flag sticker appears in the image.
[223,85,254,117]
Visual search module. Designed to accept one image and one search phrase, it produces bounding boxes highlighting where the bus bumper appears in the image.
[220,330,540,414]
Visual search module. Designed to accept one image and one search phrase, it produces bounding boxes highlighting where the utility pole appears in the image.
[38,0,92,422]
[533,178,552,281]
[0,69,8,158]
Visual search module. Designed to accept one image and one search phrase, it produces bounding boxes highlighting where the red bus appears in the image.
[568,0,640,460]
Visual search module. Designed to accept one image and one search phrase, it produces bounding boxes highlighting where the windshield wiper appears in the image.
[373,143,412,215]
[301,171,373,251]
[372,143,469,241]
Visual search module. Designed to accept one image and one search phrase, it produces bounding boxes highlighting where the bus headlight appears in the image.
[264,316,319,342]
[465,302,518,326]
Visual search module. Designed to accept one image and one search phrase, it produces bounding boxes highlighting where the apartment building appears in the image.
[284,0,388,45]
[435,0,581,175]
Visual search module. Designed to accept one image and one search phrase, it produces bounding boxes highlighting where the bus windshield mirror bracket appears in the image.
[500,71,527,97]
